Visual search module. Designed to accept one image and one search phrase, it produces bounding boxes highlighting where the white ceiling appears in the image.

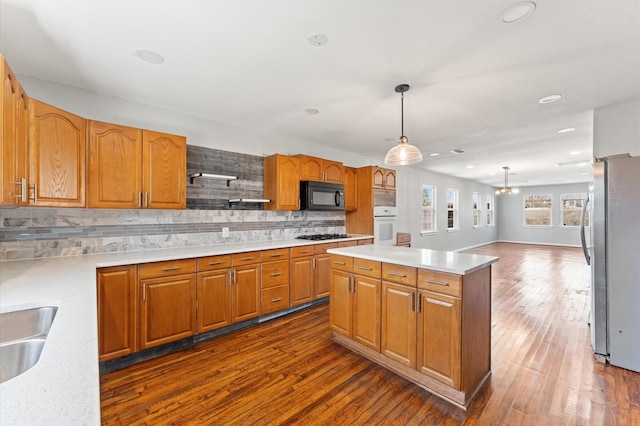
[1,0,639,187]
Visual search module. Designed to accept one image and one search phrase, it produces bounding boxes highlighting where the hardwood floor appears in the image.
[100,243,640,425]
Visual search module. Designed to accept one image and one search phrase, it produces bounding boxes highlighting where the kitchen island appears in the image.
[0,235,371,426]
[326,245,499,409]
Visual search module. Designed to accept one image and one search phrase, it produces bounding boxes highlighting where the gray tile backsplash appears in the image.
[0,208,345,260]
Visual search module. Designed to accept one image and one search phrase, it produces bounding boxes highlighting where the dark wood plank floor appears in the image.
[100,243,640,425]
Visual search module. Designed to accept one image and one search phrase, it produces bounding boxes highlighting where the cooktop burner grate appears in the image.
[296,233,349,241]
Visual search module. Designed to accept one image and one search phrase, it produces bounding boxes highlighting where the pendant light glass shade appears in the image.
[384,84,423,166]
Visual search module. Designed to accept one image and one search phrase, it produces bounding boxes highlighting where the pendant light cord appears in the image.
[401,92,404,138]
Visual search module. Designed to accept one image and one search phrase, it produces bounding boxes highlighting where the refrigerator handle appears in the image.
[580,194,591,265]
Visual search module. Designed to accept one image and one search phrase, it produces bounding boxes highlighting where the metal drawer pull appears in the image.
[356,265,372,271]
[387,272,407,278]
[208,261,224,265]
[162,266,181,271]
[299,250,309,254]
[271,297,283,303]
[241,257,255,261]
[270,254,283,257]
[425,279,449,286]
[333,261,346,265]
[271,272,283,276]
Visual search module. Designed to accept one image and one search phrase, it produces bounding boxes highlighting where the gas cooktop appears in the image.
[296,233,349,241]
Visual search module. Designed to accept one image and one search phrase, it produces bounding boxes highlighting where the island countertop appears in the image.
[326,245,499,275]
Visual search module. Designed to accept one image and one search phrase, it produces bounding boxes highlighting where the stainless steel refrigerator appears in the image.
[581,154,640,372]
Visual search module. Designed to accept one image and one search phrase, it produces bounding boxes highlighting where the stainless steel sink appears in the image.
[0,306,57,383]
[0,339,46,383]
[0,306,57,343]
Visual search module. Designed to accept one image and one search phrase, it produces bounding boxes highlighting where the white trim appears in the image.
[420,230,438,236]
[453,240,500,252]
[497,239,582,248]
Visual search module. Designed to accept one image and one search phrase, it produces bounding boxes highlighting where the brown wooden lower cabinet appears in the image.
[231,262,260,322]
[97,265,138,362]
[289,255,314,306]
[331,255,491,410]
[197,268,232,333]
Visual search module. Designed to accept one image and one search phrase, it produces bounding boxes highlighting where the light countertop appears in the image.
[0,236,369,426]
[327,245,499,275]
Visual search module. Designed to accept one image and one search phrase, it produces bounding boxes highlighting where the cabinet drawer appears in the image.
[337,240,358,248]
[139,258,196,279]
[329,254,352,272]
[197,254,232,272]
[353,258,381,278]
[382,263,417,287]
[314,242,338,255]
[291,245,314,258]
[261,260,289,288]
[262,247,289,261]
[358,238,374,246]
[232,251,261,266]
[417,269,462,297]
[262,285,290,315]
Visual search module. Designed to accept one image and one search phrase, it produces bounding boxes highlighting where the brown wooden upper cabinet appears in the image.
[1,55,29,206]
[344,166,357,211]
[88,121,186,209]
[264,154,300,210]
[371,166,396,190]
[29,98,86,207]
[297,154,344,184]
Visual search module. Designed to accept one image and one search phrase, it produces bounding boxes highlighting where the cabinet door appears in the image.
[290,256,314,306]
[329,269,352,337]
[1,59,21,206]
[97,265,137,362]
[232,264,260,322]
[314,253,331,298]
[353,275,381,351]
[372,167,385,189]
[417,291,461,388]
[298,155,324,182]
[29,99,86,207]
[344,166,357,211]
[139,273,196,349]
[88,121,143,208]
[383,169,396,190]
[263,154,300,210]
[197,268,232,333]
[323,160,344,184]
[14,87,29,205]
[381,281,416,368]
[142,130,186,209]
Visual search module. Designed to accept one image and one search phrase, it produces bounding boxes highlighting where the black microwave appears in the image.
[300,181,345,211]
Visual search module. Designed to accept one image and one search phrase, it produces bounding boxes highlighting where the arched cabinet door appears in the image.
[143,130,186,209]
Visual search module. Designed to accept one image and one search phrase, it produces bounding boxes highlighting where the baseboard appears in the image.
[496,240,581,248]
[454,240,500,252]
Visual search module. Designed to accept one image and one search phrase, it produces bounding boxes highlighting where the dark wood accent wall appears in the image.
[186,145,265,210]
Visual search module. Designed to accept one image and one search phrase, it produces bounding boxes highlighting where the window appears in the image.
[524,194,552,226]
[486,195,494,226]
[421,185,437,233]
[562,193,589,227]
[472,192,480,227]
[447,188,458,230]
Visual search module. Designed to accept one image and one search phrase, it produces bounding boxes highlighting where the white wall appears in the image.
[395,167,499,251]
[497,182,590,247]
[594,100,640,158]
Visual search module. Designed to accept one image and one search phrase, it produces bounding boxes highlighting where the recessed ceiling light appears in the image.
[304,108,320,115]
[429,153,440,157]
[569,151,581,155]
[558,127,576,133]
[466,165,474,169]
[308,33,328,47]
[539,94,562,104]
[501,2,537,23]
[135,49,164,64]
[450,148,467,154]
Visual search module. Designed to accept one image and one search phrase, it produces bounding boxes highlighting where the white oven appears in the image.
[373,206,397,245]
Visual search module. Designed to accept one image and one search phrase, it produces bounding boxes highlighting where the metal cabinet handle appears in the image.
[29,184,37,203]
[387,272,407,278]
[208,261,224,266]
[271,297,283,303]
[233,269,237,283]
[411,292,415,311]
[227,271,232,285]
[144,192,148,208]
[425,279,449,287]
[271,272,283,277]
[417,294,422,313]
[333,261,346,265]
[138,192,142,207]
[270,253,283,258]
[142,284,146,300]
[312,258,316,269]
[241,257,255,261]
[356,265,372,271]
[14,178,26,202]
[162,266,181,271]
[299,250,310,254]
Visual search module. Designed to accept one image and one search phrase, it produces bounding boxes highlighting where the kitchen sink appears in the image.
[0,339,46,384]
[0,306,57,343]
[0,306,57,383]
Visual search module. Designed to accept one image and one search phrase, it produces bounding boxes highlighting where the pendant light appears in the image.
[496,166,519,194]
[384,84,423,165]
